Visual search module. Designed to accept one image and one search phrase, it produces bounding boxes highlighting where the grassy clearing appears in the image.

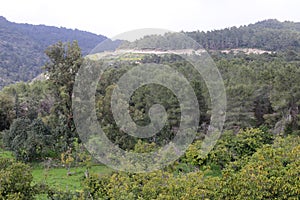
[0,148,14,159]
[32,165,113,191]
[0,148,112,192]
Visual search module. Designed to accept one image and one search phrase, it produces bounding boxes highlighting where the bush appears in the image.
[3,118,55,162]
[209,128,273,169]
[0,158,34,199]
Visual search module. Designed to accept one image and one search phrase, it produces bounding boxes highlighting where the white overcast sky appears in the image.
[1,0,300,37]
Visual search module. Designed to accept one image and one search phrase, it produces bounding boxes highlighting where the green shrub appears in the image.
[0,158,34,199]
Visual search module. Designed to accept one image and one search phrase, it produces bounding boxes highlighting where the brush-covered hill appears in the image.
[0,16,106,88]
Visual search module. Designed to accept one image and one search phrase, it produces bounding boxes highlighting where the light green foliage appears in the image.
[184,139,207,166]
[32,165,112,192]
[210,128,273,168]
[81,134,298,199]
[0,148,14,159]
[83,170,218,199]
[0,158,34,199]
[60,138,92,176]
[184,128,273,169]
[218,135,300,199]
[133,140,157,153]
[233,127,273,157]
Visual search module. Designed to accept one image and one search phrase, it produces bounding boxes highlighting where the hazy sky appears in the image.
[1,0,300,37]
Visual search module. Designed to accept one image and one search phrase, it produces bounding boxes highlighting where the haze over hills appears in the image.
[1,17,300,88]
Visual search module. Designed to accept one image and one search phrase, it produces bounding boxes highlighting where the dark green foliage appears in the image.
[3,118,31,154]
[95,54,208,150]
[3,118,54,162]
[44,41,83,149]
[46,189,83,200]
[0,93,14,131]
[214,52,300,132]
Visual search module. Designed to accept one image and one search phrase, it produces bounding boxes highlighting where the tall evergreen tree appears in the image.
[44,41,83,149]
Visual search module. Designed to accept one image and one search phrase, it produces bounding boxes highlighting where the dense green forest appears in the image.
[0,20,300,199]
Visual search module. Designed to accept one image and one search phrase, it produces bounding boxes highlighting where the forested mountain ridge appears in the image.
[0,16,106,88]
[186,19,300,51]
[121,19,300,52]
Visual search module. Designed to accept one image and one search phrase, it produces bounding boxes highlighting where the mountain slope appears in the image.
[0,16,106,88]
